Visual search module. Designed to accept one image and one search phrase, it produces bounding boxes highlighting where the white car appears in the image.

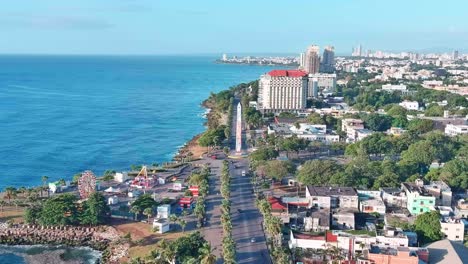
[241,170,246,176]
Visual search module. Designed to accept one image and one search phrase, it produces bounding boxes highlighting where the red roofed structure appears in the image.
[268,70,308,77]
[268,197,288,211]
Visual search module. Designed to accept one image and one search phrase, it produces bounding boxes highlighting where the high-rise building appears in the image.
[352,44,362,57]
[257,70,308,113]
[452,50,459,60]
[321,46,335,73]
[299,52,306,69]
[304,45,320,74]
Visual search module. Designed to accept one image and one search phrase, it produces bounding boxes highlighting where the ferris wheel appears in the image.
[78,170,97,199]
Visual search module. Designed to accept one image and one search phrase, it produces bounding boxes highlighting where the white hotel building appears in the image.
[257,70,308,113]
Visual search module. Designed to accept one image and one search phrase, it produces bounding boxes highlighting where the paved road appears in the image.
[229,98,271,264]
[197,155,224,263]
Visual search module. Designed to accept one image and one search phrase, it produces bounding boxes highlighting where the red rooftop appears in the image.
[268,70,308,77]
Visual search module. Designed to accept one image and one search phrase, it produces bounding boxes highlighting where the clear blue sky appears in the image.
[2,0,467,55]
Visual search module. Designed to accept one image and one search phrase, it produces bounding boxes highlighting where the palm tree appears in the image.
[169,214,179,230]
[12,200,21,211]
[0,200,6,212]
[155,239,176,264]
[41,176,49,197]
[58,178,66,186]
[178,219,187,233]
[130,205,141,221]
[4,187,17,203]
[143,207,153,222]
[199,242,217,264]
[18,187,27,198]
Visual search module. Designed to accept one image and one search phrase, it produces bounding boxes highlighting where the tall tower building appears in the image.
[321,46,335,73]
[304,45,320,74]
[357,44,362,57]
[299,52,306,69]
[452,50,459,60]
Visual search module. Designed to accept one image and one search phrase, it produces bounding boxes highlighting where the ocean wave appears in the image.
[0,244,101,264]
[197,108,211,118]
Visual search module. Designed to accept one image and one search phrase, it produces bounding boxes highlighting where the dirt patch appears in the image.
[111,218,185,261]
[0,207,25,223]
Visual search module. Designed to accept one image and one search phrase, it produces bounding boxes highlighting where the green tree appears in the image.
[401,140,436,171]
[407,119,433,134]
[364,113,393,131]
[360,133,392,156]
[24,204,42,225]
[264,160,295,181]
[199,242,217,264]
[132,194,158,211]
[143,207,153,222]
[414,211,443,243]
[424,104,444,117]
[130,205,141,221]
[386,104,407,117]
[296,160,340,185]
[249,147,278,163]
[41,175,49,197]
[438,159,468,189]
[81,192,110,226]
[39,193,78,226]
[4,187,17,203]
[179,218,187,233]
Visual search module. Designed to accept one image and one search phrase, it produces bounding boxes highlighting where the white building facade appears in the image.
[445,124,468,136]
[258,70,308,113]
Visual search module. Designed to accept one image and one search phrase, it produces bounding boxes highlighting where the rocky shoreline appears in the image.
[0,224,125,263]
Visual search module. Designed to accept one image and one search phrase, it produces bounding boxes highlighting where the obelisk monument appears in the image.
[235,102,242,154]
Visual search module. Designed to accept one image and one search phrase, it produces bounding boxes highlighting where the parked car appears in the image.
[241,170,246,176]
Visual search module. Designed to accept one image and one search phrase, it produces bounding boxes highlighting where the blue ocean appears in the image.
[0,55,275,191]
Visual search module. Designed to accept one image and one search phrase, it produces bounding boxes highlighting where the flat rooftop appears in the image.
[307,186,357,196]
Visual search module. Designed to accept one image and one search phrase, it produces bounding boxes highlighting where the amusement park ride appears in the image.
[130,166,153,190]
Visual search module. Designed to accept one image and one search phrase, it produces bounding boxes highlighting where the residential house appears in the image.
[381,187,408,209]
[440,217,465,241]
[358,190,387,215]
[454,199,468,218]
[357,246,429,264]
[424,181,452,206]
[304,208,330,232]
[401,180,436,215]
[306,186,359,210]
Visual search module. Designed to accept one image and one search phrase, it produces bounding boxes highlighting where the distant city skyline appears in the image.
[1,0,468,55]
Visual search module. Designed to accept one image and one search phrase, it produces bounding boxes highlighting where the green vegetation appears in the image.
[414,211,443,244]
[306,131,468,190]
[25,192,110,226]
[220,160,236,264]
[147,232,216,264]
[198,125,227,148]
[256,198,290,263]
[190,166,210,228]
